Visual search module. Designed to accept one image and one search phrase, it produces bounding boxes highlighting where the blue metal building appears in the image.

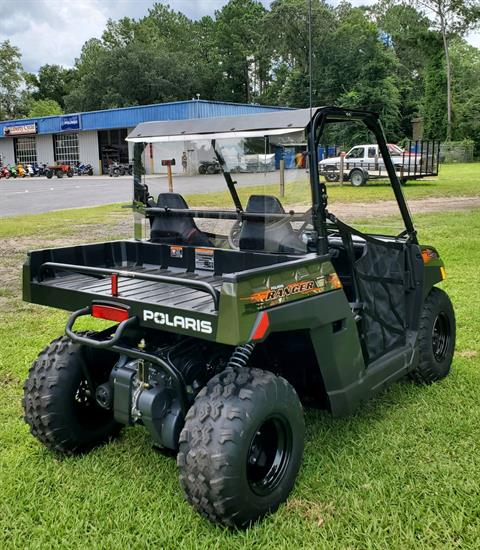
[0,100,286,175]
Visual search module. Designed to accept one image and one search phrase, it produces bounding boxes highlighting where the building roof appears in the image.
[0,100,288,139]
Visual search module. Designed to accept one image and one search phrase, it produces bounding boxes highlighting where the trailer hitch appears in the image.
[65,306,138,349]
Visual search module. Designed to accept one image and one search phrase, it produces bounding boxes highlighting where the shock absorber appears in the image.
[227,342,255,369]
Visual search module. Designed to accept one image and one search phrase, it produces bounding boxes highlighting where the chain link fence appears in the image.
[439,141,475,163]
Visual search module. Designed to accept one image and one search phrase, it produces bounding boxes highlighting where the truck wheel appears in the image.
[23,334,121,455]
[177,366,304,528]
[349,168,366,187]
[410,288,456,384]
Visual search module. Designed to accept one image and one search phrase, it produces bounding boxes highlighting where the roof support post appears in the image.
[365,115,417,243]
[308,114,329,255]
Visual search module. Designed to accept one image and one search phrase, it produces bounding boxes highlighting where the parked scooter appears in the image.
[0,165,10,179]
[8,164,17,178]
[16,163,27,177]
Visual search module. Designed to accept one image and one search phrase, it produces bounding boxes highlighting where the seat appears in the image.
[150,193,213,246]
[238,195,305,254]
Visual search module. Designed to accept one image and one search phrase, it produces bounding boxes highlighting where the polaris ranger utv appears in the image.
[22,107,455,528]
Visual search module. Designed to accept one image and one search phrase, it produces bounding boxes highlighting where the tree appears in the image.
[450,39,480,152]
[27,98,63,118]
[214,0,268,103]
[375,2,435,136]
[413,0,480,139]
[27,64,74,108]
[0,40,27,120]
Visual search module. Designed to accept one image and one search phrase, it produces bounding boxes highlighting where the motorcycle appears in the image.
[109,162,125,177]
[76,162,94,176]
[198,159,222,175]
[8,164,17,178]
[36,163,48,177]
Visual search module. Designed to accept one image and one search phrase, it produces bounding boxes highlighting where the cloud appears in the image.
[0,0,478,73]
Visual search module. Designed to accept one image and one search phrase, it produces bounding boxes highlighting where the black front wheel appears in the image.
[178,367,304,528]
[23,334,121,455]
[410,287,455,384]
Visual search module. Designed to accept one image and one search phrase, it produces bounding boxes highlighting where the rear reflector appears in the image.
[91,304,129,322]
[251,311,270,341]
[111,273,119,296]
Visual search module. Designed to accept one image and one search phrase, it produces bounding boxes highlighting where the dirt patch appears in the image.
[285,497,334,527]
[0,216,132,307]
[329,196,480,221]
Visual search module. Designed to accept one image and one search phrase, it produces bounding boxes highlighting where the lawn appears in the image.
[0,192,479,548]
[186,162,480,207]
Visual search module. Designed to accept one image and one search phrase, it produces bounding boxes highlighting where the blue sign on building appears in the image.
[61,115,81,131]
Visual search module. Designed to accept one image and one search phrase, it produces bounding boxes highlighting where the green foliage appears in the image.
[27,64,74,108]
[0,40,28,121]
[27,98,63,118]
[422,47,448,139]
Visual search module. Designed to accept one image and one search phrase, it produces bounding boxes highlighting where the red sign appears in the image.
[3,123,37,136]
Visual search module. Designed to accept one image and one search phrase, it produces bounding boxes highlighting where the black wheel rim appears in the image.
[247,416,292,496]
[432,311,451,362]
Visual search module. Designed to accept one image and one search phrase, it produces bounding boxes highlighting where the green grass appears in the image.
[186,162,480,207]
[0,203,129,239]
[0,189,480,548]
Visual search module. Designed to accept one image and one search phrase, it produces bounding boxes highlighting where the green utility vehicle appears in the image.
[22,107,455,528]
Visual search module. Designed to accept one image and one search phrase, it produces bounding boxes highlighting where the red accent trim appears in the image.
[252,311,270,341]
[111,273,118,296]
[91,304,129,323]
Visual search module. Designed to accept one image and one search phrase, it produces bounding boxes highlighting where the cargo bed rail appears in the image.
[38,262,221,310]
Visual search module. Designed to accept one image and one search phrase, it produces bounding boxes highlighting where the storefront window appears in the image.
[15,137,37,164]
[54,133,79,164]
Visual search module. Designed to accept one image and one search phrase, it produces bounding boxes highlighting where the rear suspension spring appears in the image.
[228,343,255,370]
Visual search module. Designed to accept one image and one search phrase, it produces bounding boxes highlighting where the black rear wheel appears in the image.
[23,334,121,455]
[177,367,304,528]
[410,287,455,384]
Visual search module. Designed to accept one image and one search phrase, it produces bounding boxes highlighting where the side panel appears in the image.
[217,257,341,344]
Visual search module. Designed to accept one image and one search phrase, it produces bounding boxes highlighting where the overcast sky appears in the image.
[1,0,479,73]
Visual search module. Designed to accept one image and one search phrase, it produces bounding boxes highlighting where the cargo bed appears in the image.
[23,240,301,317]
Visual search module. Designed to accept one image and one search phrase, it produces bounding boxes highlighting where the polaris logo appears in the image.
[143,310,213,334]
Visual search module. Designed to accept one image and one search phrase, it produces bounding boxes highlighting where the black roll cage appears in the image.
[132,106,418,255]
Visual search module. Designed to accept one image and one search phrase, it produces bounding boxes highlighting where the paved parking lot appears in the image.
[0,171,282,217]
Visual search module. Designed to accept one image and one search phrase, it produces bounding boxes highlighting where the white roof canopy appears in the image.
[126,108,321,143]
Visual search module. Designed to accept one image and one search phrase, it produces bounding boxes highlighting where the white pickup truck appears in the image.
[319,143,415,186]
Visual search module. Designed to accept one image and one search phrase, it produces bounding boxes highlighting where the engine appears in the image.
[95,338,228,449]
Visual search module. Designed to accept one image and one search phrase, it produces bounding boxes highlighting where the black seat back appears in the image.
[238,195,305,254]
[150,193,213,246]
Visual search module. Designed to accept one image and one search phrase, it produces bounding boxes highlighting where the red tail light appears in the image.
[91,304,129,322]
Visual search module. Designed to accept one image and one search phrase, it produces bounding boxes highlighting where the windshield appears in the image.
[135,130,313,256]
